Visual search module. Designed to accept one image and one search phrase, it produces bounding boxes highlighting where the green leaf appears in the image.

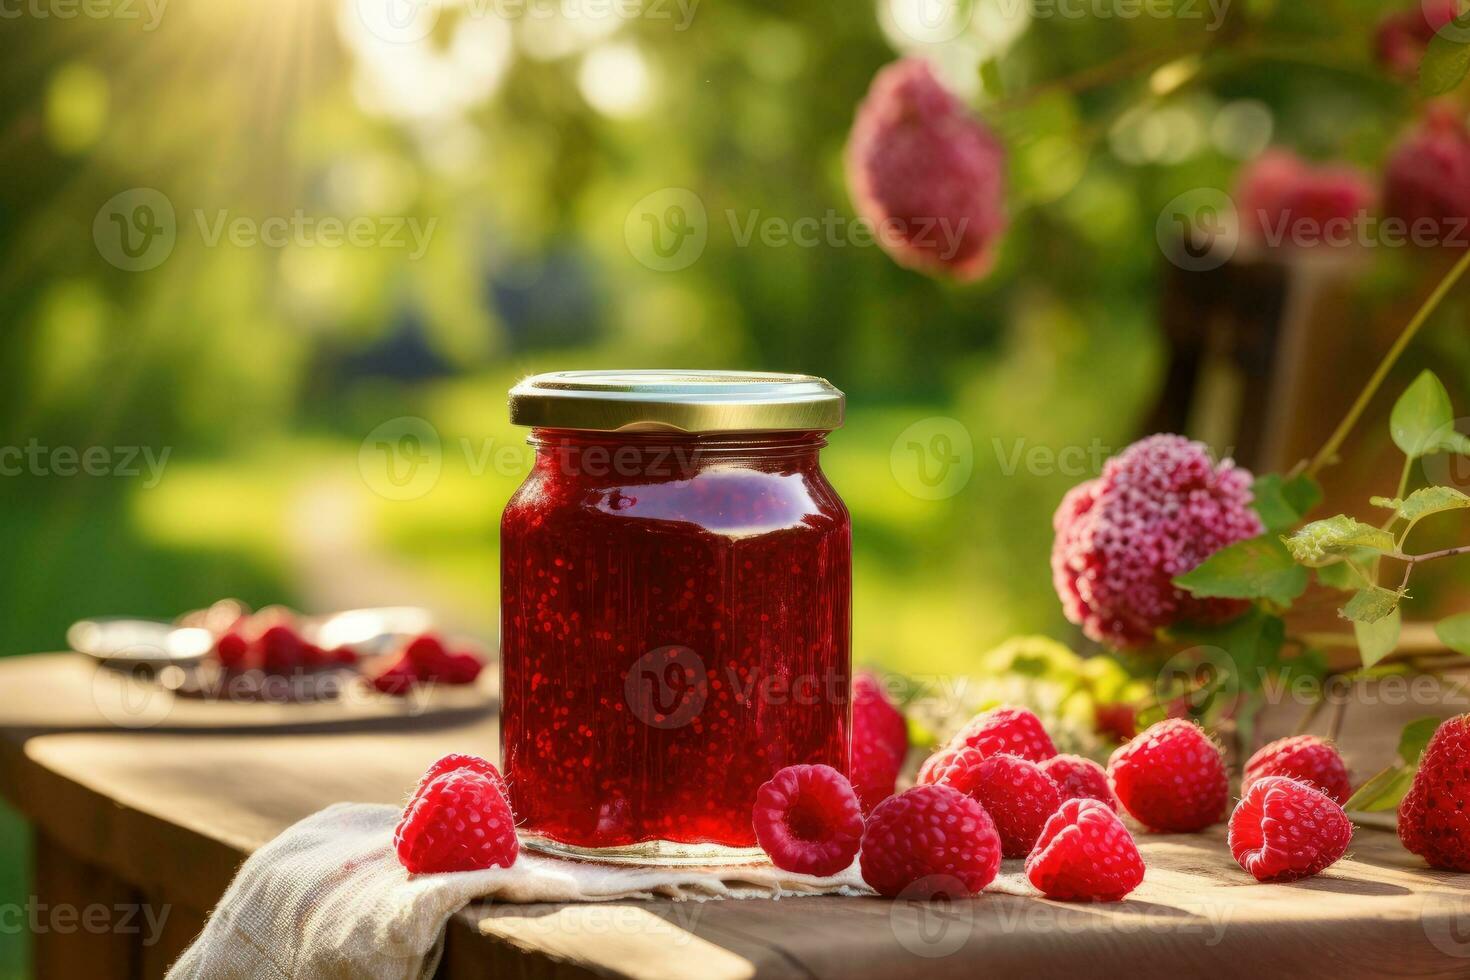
[1421,13,1470,97]
[1435,612,1470,655]
[979,59,1004,99]
[1170,609,1285,695]
[1354,604,1401,668]
[1252,473,1323,532]
[1398,716,1443,766]
[1391,370,1457,458]
[1371,486,1470,523]
[1275,647,1328,686]
[1341,587,1402,625]
[1344,764,1415,812]
[1283,516,1397,566]
[1173,535,1309,606]
[1316,560,1367,591]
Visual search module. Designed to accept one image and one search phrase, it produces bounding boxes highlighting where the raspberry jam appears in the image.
[499,372,851,864]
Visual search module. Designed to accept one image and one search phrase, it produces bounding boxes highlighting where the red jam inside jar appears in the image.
[499,372,851,863]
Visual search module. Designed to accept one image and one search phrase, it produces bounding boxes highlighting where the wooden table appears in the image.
[2,652,1469,979]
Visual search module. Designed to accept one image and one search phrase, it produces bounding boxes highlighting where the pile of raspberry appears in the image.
[369,633,485,695]
[394,688,1367,904]
[198,601,485,697]
[209,608,357,675]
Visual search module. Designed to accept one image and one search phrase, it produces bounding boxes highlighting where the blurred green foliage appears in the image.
[0,0,1450,659]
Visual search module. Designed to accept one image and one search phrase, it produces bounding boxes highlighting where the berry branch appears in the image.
[1297,247,1470,479]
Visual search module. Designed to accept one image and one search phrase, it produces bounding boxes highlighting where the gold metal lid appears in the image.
[508,370,845,433]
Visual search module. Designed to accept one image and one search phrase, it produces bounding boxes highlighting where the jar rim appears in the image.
[508,370,844,433]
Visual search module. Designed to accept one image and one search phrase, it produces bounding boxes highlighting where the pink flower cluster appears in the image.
[1235,149,1375,249]
[1384,104,1470,249]
[845,58,1007,281]
[1051,435,1263,648]
[1374,0,1461,78]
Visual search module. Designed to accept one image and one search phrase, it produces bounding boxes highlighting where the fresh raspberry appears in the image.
[1229,776,1352,882]
[915,747,950,786]
[1093,702,1137,743]
[1052,434,1262,648]
[1243,736,1351,805]
[752,764,863,877]
[1108,719,1228,832]
[445,651,484,684]
[859,784,1002,898]
[1025,798,1145,901]
[410,754,509,808]
[1399,714,1470,871]
[845,58,1008,281]
[214,631,251,671]
[932,750,1062,858]
[258,624,306,674]
[944,705,1058,767]
[1041,755,1116,810]
[394,769,518,874]
[917,706,1056,788]
[300,643,330,669]
[370,659,418,695]
[405,633,451,671]
[850,674,908,813]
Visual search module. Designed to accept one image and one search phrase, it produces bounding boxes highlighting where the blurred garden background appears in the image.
[3,0,1470,974]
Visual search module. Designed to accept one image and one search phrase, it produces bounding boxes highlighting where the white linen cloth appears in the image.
[167,802,869,980]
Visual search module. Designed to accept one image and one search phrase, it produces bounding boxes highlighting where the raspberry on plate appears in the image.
[1229,776,1351,882]
[860,784,1002,898]
[258,624,307,674]
[214,630,251,671]
[1108,719,1228,833]
[1243,735,1351,805]
[850,674,908,814]
[931,750,1062,858]
[394,768,519,874]
[405,633,451,670]
[1025,798,1145,901]
[1041,754,1116,810]
[752,764,864,877]
[370,633,487,695]
[1399,714,1470,871]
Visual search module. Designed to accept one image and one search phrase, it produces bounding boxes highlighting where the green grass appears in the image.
[0,803,26,980]
[0,472,296,977]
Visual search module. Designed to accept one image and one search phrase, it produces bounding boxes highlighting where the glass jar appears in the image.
[499,371,852,865]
